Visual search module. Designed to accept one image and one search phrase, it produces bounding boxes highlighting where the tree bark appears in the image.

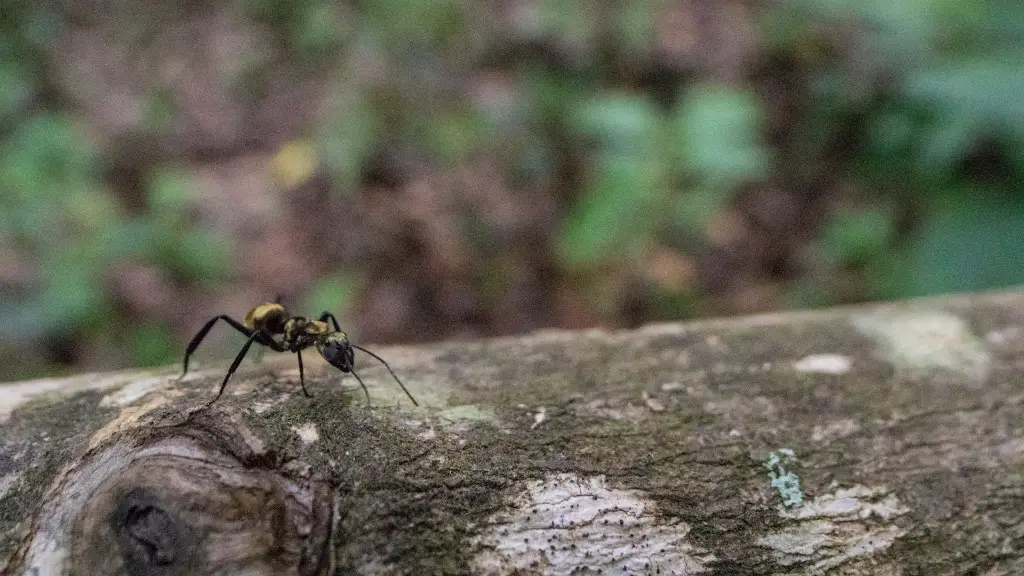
[2,290,1024,575]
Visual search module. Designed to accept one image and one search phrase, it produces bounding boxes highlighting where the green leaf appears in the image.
[317,88,378,192]
[673,186,734,235]
[424,109,489,166]
[0,61,33,122]
[148,169,194,218]
[573,95,661,154]
[674,84,769,186]
[295,2,346,62]
[558,154,666,266]
[131,323,176,367]
[821,208,895,263]
[172,230,233,282]
[304,275,355,319]
[905,56,1024,171]
[873,196,1024,298]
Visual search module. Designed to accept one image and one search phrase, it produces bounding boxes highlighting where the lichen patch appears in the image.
[758,485,909,571]
[852,310,991,382]
[764,449,803,508]
[439,405,498,425]
[471,473,715,575]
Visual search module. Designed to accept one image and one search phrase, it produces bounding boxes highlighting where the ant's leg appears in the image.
[207,330,262,405]
[297,349,312,397]
[255,333,287,368]
[352,345,419,407]
[351,370,372,406]
[317,311,342,332]
[181,315,252,377]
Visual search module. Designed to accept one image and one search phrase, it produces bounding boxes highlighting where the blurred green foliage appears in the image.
[771,0,1024,302]
[559,85,768,267]
[1,0,1024,380]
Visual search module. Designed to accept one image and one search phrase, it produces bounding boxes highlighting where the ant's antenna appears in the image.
[353,345,419,407]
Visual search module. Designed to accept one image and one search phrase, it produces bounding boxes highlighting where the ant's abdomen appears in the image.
[245,303,288,333]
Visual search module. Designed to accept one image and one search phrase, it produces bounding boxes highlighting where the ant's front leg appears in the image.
[318,311,342,332]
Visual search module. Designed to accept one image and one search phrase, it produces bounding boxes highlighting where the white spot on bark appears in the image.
[811,419,860,442]
[0,369,178,423]
[584,399,649,421]
[758,485,909,572]
[0,472,19,500]
[852,310,991,382]
[291,422,319,444]
[642,391,666,412]
[531,406,547,429]
[472,473,715,575]
[793,354,852,375]
[99,376,169,407]
[87,397,174,451]
[985,326,1019,345]
[637,322,688,338]
[705,334,727,352]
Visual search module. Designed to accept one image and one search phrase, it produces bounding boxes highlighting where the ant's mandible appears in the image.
[179,300,418,407]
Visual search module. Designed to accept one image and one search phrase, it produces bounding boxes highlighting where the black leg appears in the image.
[351,370,372,405]
[207,330,262,405]
[297,349,312,397]
[352,345,419,407]
[181,315,252,377]
[318,311,342,332]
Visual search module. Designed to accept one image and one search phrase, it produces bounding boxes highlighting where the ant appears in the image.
[179,300,418,407]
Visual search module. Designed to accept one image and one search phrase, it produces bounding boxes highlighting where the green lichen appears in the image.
[765,448,803,507]
[439,404,498,424]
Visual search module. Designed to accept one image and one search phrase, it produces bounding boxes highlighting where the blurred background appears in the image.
[1,0,1022,381]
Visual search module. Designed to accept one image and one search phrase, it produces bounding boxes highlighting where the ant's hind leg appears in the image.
[181,315,253,378]
[207,331,261,406]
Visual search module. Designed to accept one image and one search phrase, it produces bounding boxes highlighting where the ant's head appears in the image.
[317,332,355,373]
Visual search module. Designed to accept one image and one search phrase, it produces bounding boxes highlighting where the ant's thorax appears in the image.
[283,317,331,348]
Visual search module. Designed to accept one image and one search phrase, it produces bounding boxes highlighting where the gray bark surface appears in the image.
[2,290,1024,575]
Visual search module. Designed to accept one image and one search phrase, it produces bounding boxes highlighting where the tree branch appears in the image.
[3,290,1024,574]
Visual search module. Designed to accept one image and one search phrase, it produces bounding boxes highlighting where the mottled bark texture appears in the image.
[2,291,1024,575]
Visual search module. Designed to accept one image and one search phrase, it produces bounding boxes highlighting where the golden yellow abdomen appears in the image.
[244,303,287,329]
